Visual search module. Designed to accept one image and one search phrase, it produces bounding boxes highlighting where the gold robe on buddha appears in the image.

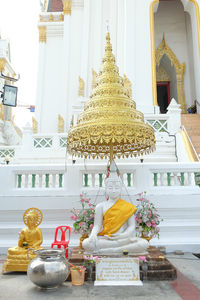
[98,198,137,237]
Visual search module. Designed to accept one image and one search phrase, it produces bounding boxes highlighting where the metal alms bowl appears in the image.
[27,248,69,289]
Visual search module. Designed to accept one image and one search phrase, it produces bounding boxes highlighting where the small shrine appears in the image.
[67,32,176,283]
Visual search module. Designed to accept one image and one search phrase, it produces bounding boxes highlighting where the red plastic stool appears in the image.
[51,226,71,258]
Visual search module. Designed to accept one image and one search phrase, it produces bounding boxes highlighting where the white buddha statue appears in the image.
[82,163,148,254]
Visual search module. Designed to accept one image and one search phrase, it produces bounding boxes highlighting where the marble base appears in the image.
[68,246,177,281]
[94,280,143,286]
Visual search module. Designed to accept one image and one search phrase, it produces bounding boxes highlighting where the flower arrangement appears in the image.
[135,192,162,239]
[70,194,95,233]
[83,254,99,267]
[138,256,147,263]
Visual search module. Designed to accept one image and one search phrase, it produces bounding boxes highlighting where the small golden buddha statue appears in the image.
[2,208,43,273]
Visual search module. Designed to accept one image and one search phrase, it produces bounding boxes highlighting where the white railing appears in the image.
[80,163,200,191]
[32,133,67,149]
[0,146,15,158]
[16,172,64,189]
[145,114,169,133]
[30,115,170,150]
[1,163,200,197]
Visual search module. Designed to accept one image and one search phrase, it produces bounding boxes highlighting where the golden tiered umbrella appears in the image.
[67,32,156,161]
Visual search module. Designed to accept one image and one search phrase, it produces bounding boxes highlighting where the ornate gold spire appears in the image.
[67,32,155,160]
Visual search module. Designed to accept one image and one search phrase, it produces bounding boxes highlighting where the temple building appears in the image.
[0,0,200,254]
[36,0,200,128]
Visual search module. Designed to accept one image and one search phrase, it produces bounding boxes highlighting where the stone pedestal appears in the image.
[68,246,177,281]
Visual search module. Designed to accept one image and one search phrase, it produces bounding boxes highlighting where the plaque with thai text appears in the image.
[94,257,142,286]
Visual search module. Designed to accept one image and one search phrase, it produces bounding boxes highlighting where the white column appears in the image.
[80,0,91,97]
[124,0,136,100]
[35,42,46,133]
[184,1,200,112]
[116,0,125,74]
[66,2,84,129]
[21,123,33,149]
[63,13,72,130]
[167,98,181,135]
[126,0,153,113]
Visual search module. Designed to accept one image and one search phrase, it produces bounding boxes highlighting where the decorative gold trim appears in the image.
[59,14,64,21]
[0,103,4,120]
[40,13,64,22]
[150,0,159,106]
[42,0,48,12]
[0,58,6,72]
[123,74,132,98]
[78,76,85,97]
[38,26,46,43]
[156,35,186,113]
[151,0,200,108]
[49,14,54,21]
[156,65,170,82]
[180,129,197,162]
[32,117,38,134]
[23,207,43,227]
[62,0,71,15]
[92,69,98,90]
[58,114,64,133]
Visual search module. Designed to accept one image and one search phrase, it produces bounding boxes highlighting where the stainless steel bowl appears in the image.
[27,249,69,289]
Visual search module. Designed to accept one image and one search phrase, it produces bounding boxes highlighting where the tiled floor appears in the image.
[0,252,200,300]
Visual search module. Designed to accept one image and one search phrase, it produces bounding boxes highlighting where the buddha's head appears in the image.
[105,171,122,200]
[27,212,37,229]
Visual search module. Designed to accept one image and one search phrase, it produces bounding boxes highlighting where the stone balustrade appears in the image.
[1,162,200,195]
[0,162,200,253]
[0,110,180,164]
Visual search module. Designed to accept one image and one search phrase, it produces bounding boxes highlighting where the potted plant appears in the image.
[83,254,98,281]
[70,194,95,248]
[135,192,162,241]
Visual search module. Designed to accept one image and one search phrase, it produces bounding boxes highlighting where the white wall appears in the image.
[66,6,84,129]
[1,162,200,253]
[124,0,155,113]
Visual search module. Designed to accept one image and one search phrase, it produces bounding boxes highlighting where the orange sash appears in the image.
[98,198,137,237]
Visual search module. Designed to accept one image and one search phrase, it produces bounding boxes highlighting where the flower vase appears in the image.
[141,231,153,242]
[80,233,88,249]
[87,262,93,281]
[141,261,148,281]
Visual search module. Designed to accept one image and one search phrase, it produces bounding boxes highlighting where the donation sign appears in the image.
[94,257,142,286]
